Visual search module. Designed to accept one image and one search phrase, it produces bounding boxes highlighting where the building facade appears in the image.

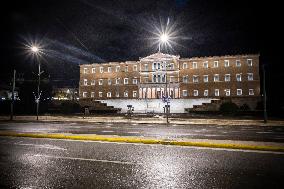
[79,53,260,113]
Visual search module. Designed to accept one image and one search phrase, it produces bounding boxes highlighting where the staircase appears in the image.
[79,99,121,114]
[185,99,221,112]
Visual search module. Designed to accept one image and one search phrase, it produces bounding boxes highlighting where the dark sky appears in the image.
[1,0,283,95]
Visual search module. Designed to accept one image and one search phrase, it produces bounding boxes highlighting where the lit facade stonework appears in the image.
[79,53,260,113]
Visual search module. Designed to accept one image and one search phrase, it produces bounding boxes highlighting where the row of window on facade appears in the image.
[82,91,138,98]
[182,73,254,83]
[82,88,255,98]
[182,89,255,97]
[181,59,253,69]
[83,78,138,86]
[82,73,254,86]
[83,59,254,74]
[83,65,138,74]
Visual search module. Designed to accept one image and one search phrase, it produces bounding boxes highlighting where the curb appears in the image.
[1,132,284,152]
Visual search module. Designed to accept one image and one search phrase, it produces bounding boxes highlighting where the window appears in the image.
[99,79,103,85]
[236,60,241,67]
[116,78,120,85]
[116,66,120,72]
[225,89,230,96]
[144,77,148,83]
[125,66,128,72]
[183,63,188,69]
[107,92,111,98]
[82,92,87,98]
[236,74,242,82]
[249,89,254,95]
[214,61,218,68]
[193,90,198,96]
[203,75,208,82]
[247,59,253,66]
[133,78,138,84]
[124,91,128,97]
[203,61,208,68]
[91,92,95,98]
[133,65,138,71]
[108,67,112,73]
[99,92,103,98]
[83,79,88,86]
[193,75,198,83]
[133,91,137,98]
[144,64,148,71]
[170,63,174,69]
[100,67,104,73]
[214,74,219,82]
[183,75,189,83]
[204,90,208,97]
[116,91,119,97]
[248,73,253,81]
[124,78,128,84]
[83,68,88,74]
[215,89,219,96]
[91,80,95,85]
[170,76,174,82]
[182,90,188,97]
[225,74,230,82]
[92,68,95,73]
[108,79,112,85]
[237,89,242,96]
[192,62,197,69]
[224,60,230,67]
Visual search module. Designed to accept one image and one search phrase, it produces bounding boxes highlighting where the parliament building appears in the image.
[79,53,260,113]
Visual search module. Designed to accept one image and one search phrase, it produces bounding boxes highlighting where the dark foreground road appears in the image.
[0,136,284,189]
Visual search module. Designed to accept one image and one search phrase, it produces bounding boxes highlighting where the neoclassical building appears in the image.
[79,53,260,113]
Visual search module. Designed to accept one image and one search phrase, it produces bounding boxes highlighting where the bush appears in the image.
[219,102,239,114]
[60,101,81,113]
[239,103,251,111]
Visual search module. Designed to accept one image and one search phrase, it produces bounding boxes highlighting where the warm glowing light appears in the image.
[160,33,169,43]
[31,46,39,53]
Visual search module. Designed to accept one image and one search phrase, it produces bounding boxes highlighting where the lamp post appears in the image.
[30,46,42,121]
[159,33,170,124]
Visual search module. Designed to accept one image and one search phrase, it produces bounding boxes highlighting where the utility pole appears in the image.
[165,62,169,124]
[10,69,16,121]
[36,61,42,121]
[262,64,268,123]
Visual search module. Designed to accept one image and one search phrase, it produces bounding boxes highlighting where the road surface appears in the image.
[0,136,283,188]
[0,121,284,142]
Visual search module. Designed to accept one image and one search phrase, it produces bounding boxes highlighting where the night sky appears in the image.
[1,0,284,112]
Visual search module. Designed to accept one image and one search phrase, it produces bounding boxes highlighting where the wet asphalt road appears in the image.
[0,136,284,189]
[0,121,284,142]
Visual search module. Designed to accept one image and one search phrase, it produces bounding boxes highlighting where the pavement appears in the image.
[0,117,284,152]
[1,136,284,188]
[1,115,284,126]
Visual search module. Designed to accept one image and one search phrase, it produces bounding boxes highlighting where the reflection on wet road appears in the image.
[0,137,284,188]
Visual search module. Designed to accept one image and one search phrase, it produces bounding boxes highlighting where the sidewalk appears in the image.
[1,115,284,126]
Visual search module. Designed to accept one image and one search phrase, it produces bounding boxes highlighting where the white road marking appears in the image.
[16,143,67,150]
[127,132,140,134]
[101,130,114,133]
[34,154,139,165]
[131,124,138,126]
[256,132,274,134]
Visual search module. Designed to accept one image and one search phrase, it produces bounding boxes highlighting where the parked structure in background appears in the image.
[79,53,260,113]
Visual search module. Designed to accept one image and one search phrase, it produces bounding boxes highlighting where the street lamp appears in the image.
[30,45,43,121]
[158,33,169,52]
[158,33,170,124]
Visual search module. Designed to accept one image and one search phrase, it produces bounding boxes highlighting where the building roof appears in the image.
[139,52,180,62]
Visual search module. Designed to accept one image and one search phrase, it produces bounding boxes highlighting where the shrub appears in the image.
[239,103,251,111]
[219,102,239,114]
